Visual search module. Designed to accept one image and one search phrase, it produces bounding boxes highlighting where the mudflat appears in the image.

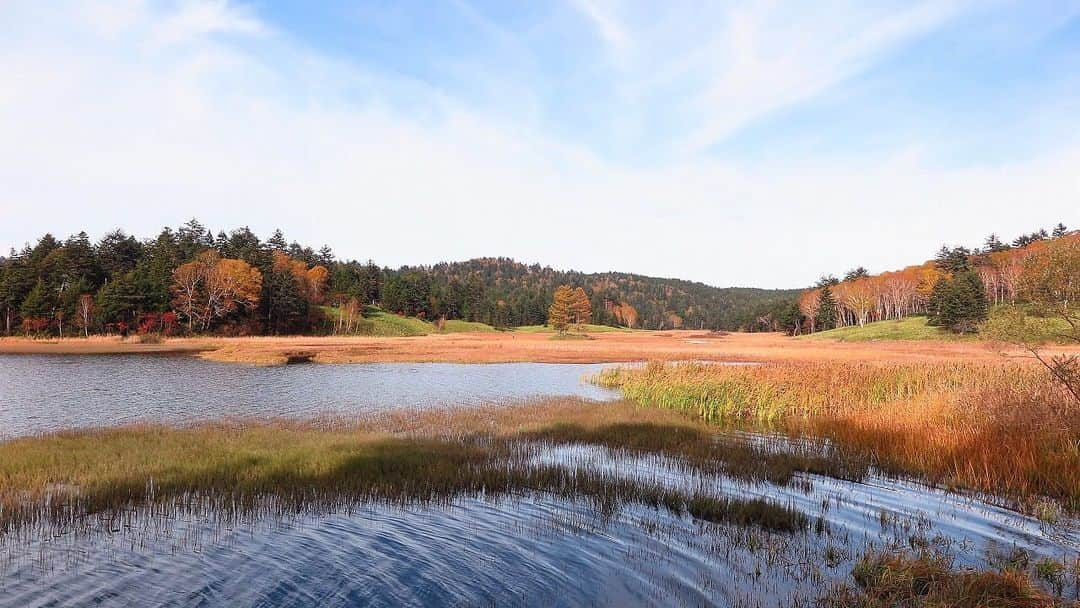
[0,330,1058,365]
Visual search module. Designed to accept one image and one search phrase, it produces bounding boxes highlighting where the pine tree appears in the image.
[1053,223,1068,239]
[815,286,838,331]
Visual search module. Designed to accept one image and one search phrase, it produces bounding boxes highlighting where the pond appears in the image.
[0,354,1077,607]
[2,441,1078,607]
[0,355,619,437]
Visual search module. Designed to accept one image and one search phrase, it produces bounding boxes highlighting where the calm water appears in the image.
[1,354,1077,606]
[0,355,618,437]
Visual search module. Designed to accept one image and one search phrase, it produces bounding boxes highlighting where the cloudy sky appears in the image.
[2,1,1078,288]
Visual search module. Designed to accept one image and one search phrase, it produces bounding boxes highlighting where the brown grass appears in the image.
[820,550,1077,607]
[595,361,1080,511]
[5,330,1070,365]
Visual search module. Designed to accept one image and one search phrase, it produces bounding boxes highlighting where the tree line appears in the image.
[0,220,797,337]
[794,223,1077,334]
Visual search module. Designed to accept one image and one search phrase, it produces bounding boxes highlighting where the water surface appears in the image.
[0,355,618,437]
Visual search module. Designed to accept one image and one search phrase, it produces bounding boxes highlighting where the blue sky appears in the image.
[1,1,1078,287]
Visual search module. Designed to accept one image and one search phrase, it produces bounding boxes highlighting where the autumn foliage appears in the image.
[548,285,593,332]
[171,250,262,332]
[798,232,1079,333]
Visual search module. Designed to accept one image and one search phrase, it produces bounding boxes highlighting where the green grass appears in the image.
[801,316,960,342]
[360,308,434,336]
[321,306,496,336]
[0,407,811,535]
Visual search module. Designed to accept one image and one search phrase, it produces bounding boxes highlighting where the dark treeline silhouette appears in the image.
[0,220,799,336]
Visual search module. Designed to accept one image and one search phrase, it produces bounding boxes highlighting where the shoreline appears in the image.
[0,330,1056,366]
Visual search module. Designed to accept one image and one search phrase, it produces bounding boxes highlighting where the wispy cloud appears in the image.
[570,0,629,51]
[1,1,1077,287]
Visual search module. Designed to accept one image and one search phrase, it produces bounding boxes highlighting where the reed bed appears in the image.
[595,361,1080,511]
[0,405,810,537]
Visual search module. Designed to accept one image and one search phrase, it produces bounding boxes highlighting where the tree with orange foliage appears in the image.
[570,287,592,327]
[171,250,261,332]
[206,258,262,326]
[306,265,329,305]
[548,285,574,333]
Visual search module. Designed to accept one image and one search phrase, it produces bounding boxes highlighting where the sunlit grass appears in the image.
[595,361,1080,511]
[820,550,1075,607]
[0,400,810,536]
[801,316,961,342]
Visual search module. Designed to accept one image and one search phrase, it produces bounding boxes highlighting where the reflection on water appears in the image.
[2,440,1077,607]
[0,356,619,437]
[1,356,1077,606]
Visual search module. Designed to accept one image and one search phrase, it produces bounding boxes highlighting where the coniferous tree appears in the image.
[548,285,574,332]
[843,267,869,281]
[927,269,988,333]
[983,233,1007,252]
[1052,223,1068,239]
[815,286,838,331]
[570,287,592,326]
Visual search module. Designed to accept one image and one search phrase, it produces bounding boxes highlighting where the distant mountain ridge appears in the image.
[384,257,801,331]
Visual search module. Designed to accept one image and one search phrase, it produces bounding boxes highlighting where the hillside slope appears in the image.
[385,258,800,331]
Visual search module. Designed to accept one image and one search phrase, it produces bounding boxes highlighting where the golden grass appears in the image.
[0,400,810,536]
[595,361,1080,511]
[820,550,1077,607]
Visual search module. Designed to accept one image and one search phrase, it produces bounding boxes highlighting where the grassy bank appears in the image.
[802,316,960,342]
[322,306,497,337]
[0,400,811,536]
[595,361,1080,512]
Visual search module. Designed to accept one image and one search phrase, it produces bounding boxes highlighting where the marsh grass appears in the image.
[820,550,1078,607]
[595,361,1080,511]
[0,402,810,538]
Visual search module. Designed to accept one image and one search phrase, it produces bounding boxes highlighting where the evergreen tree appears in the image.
[983,233,1007,252]
[95,274,140,328]
[843,267,869,281]
[1053,223,1068,239]
[927,269,988,333]
[19,279,50,320]
[814,286,838,331]
[934,246,971,273]
[267,229,288,252]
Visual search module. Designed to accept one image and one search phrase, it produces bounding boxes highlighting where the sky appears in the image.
[1,1,1078,288]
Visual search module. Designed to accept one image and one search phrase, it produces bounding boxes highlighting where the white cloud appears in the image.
[0,1,1077,288]
[569,0,629,51]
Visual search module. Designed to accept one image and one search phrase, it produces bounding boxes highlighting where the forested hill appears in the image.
[384,257,802,330]
[0,221,801,336]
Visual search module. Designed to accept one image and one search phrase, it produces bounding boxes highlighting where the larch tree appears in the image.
[570,287,592,327]
[548,285,574,333]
